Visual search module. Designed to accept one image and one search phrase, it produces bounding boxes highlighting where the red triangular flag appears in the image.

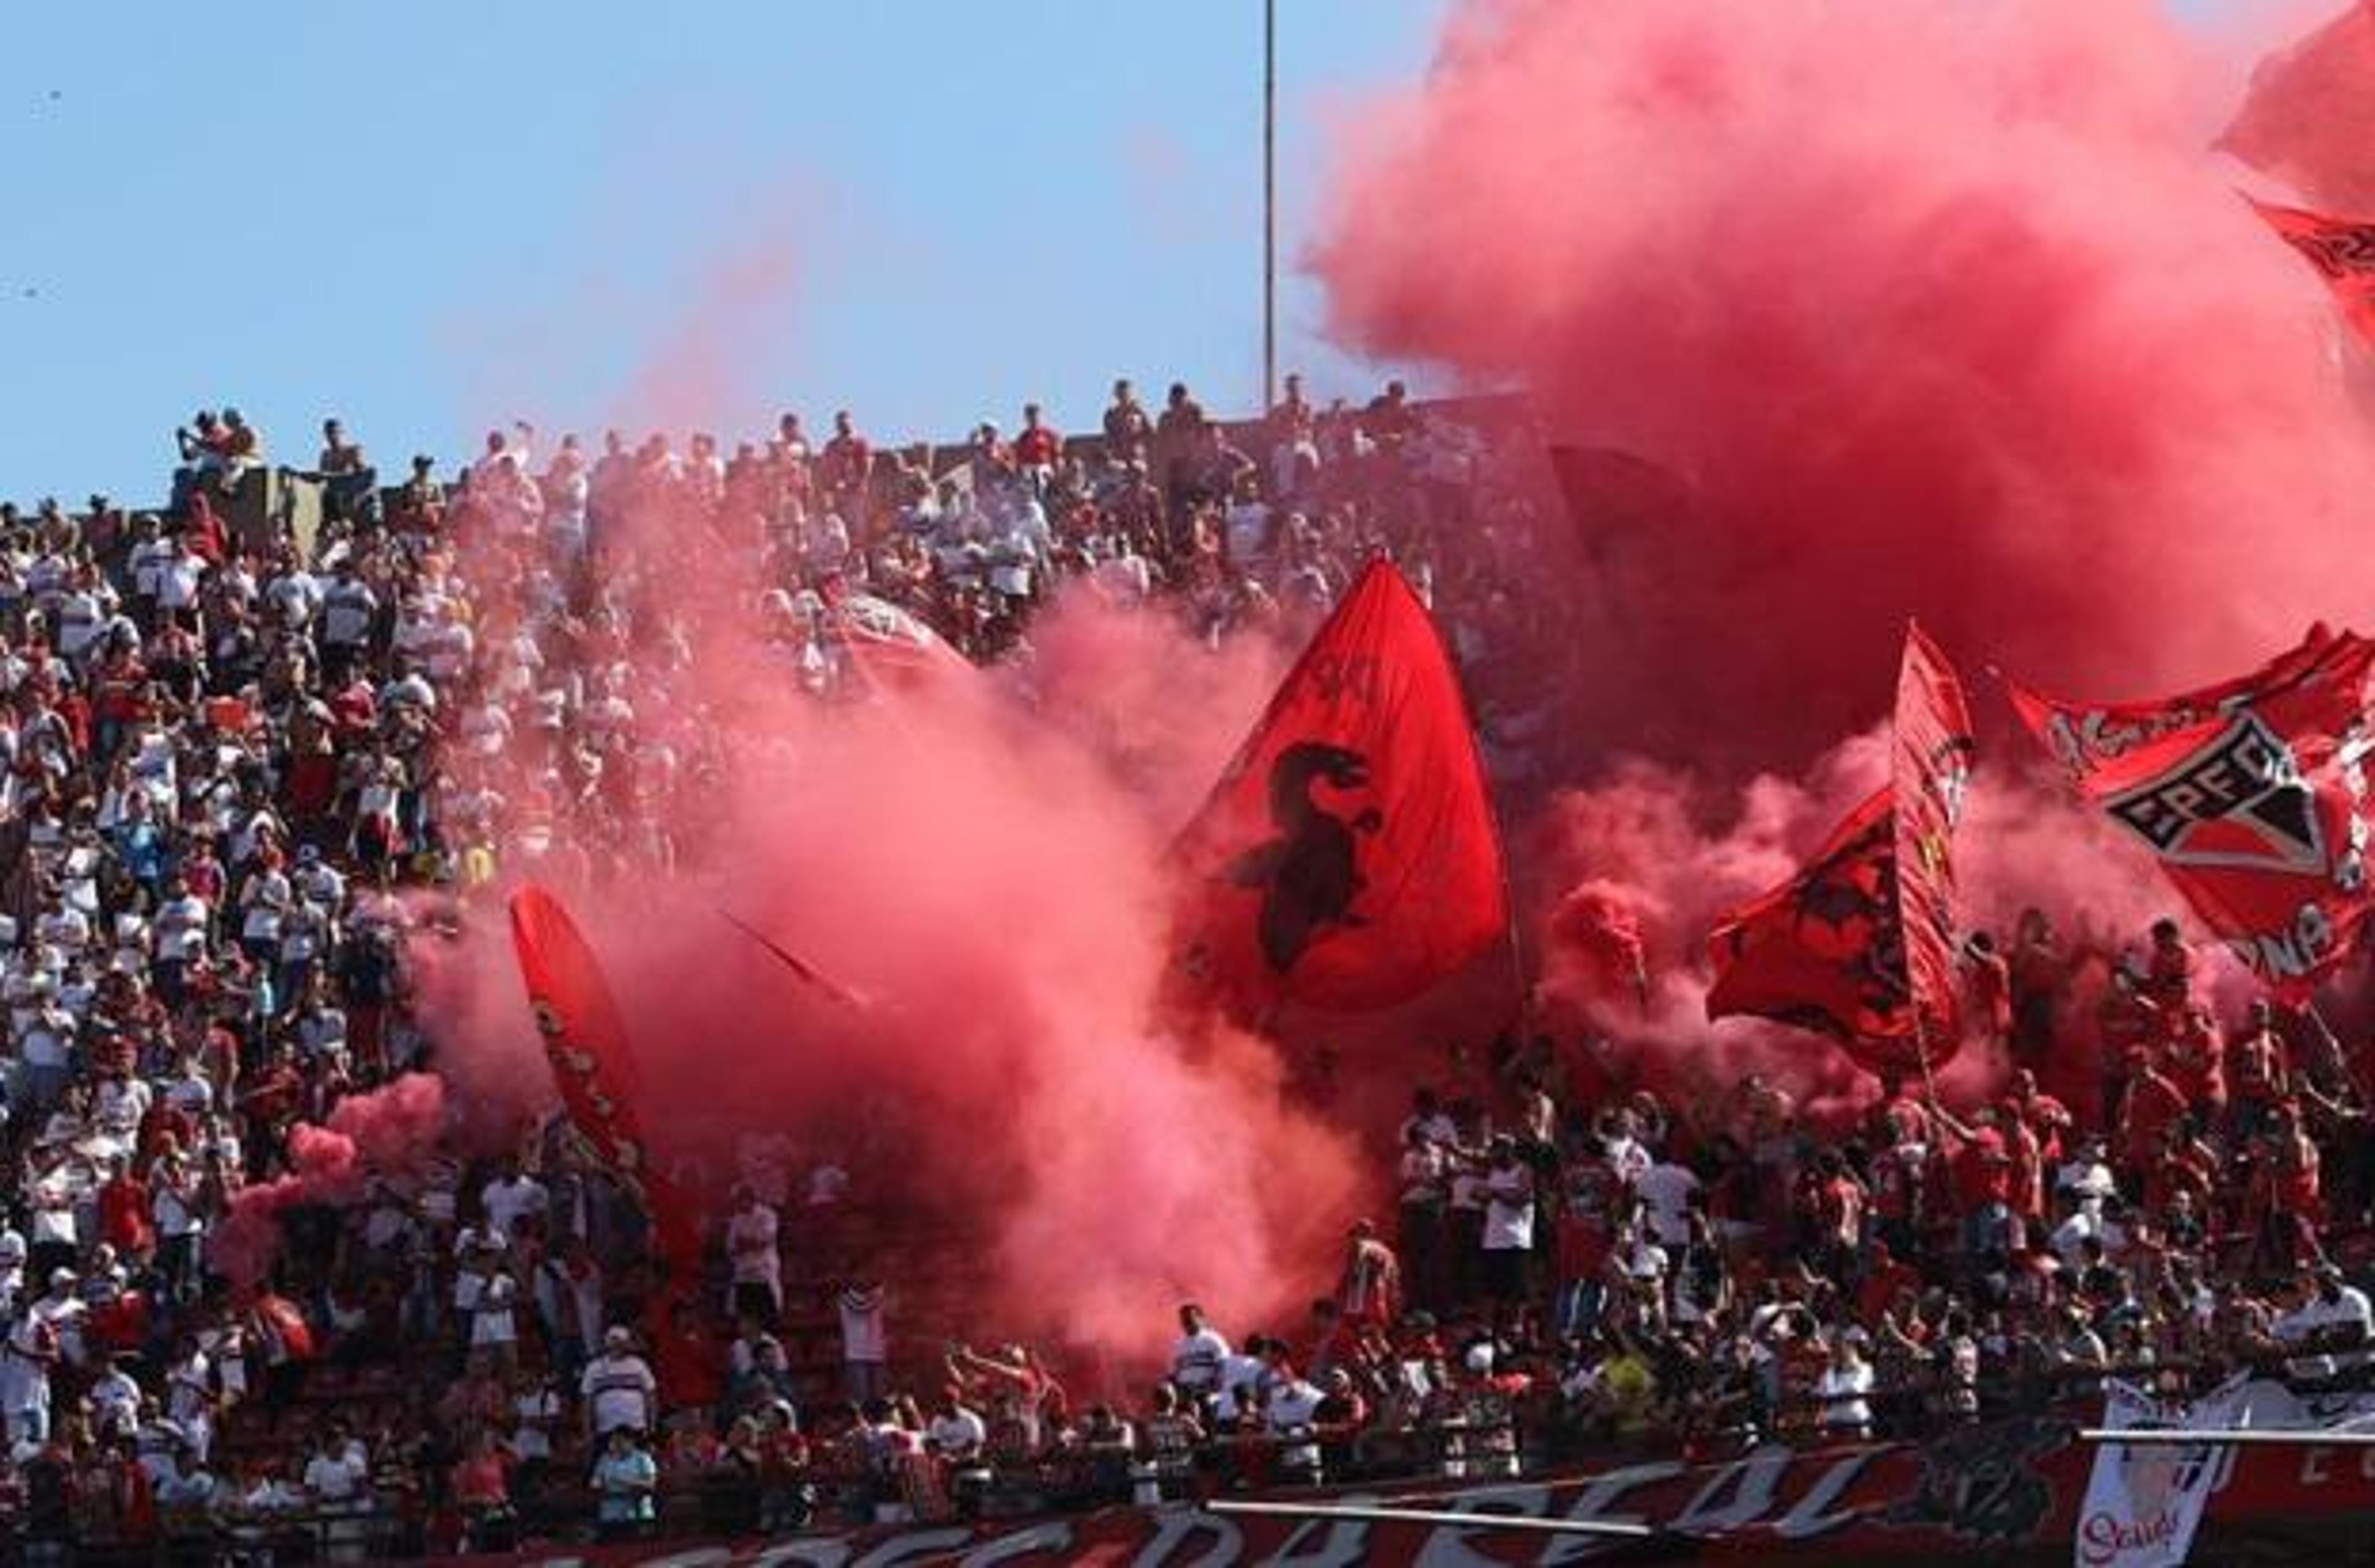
[1174,560,1508,1016]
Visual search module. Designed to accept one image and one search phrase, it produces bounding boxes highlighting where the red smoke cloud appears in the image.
[424,578,1363,1357]
[213,1074,448,1288]
[1317,0,2375,766]
[1315,0,2375,1097]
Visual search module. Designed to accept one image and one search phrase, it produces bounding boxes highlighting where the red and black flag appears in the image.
[2245,194,2375,350]
[508,886,701,1272]
[1706,624,1976,1077]
[1705,787,1917,1068]
[2009,626,2375,1000]
[1173,559,1508,1018]
[2220,2,2375,218]
[1893,619,1977,1045]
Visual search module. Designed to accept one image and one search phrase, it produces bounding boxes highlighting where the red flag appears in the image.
[826,583,974,690]
[2009,627,2375,998]
[1705,787,1924,1072]
[1174,560,1508,1015]
[1893,620,1977,1047]
[1707,625,1976,1077]
[2246,194,2375,350]
[2221,2,2375,218]
[508,886,701,1269]
[1547,444,1694,547]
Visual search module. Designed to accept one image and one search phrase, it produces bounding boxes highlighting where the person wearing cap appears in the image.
[581,1326,657,1440]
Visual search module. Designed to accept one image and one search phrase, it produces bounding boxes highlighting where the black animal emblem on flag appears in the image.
[1226,741,1383,974]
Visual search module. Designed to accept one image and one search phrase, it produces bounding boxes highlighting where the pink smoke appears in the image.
[212,1074,448,1289]
[1312,0,2375,1100]
[423,581,1366,1357]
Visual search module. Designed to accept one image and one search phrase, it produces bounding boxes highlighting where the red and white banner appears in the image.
[2009,627,2375,998]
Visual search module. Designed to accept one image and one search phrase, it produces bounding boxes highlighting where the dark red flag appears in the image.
[2221,2,2375,218]
[1174,560,1508,1016]
[1893,620,1977,1048]
[508,886,701,1270]
[1547,444,1694,549]
[1706,625,1977,1077]
[1705,787,1922,1071]
[2246,194,2375,350]
[2009,627,2375,999]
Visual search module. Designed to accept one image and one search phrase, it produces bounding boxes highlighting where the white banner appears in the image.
[2075,1377,2249,1568]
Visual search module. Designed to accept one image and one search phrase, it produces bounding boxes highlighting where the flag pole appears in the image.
[1262,0,1278,413]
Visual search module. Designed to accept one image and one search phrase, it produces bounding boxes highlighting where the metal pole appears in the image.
[1263,0,1278,411]
[2079,1428,2375,1448]
[1208,1500,1657,1539]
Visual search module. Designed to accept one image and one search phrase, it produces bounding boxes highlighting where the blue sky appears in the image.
[0,2,1450,505]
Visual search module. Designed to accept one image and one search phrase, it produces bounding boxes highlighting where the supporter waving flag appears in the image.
[508,886,701,1274]
[1173,559,1508,1017]
[1707,623,1975,1076]
[2245,194,2375,350]
[2009,626,2375,999]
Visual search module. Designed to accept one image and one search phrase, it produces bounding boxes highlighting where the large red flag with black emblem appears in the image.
[508,887,701,1272]
[1707,625,1976,1077]
[2009,627,2375,1000]
[1893,620,1977,1046]
[1705,788,1919,1069]
[1173,560,1508,1017]
[2246,194,2375,350]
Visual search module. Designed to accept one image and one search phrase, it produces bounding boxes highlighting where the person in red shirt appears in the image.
[96,1157,155,1264]
[1012,403,1063,478]
[2228,999,2294,1139]
[2118,1047,2189,1180]
[1996,1101,2046,1222]
[2254,1102,2325,1271]
[2004,1068,2073,1163]
[1961,932,2013,1050]
[2094,969,2161,1129]
[2165,1005,2228,1123]
[2143,919,2195,1012]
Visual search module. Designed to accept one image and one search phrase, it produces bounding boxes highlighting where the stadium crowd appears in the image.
[0,382,2368,1561]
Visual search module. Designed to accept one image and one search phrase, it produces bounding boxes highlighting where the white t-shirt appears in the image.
[928,1407,987,1460]
[1636,1162,1701,1248]
[1171,1327,1231,1392]
[726,1206,781,1289]
[1483,1163,1536,1251]
[1818,1360,1875,1428]
[580,1353,657,1435]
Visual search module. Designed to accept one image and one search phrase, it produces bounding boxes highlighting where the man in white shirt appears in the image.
[1481,1137,1537,1304]
[926,1387,988,1462]
[1169,1303,1230,1401]
[1635,1156,1701,1249]
[481,1159,550,1241]
[725,1186,783,1322]
[2275,1266,2374,1381]
[581,1326,658,1437]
